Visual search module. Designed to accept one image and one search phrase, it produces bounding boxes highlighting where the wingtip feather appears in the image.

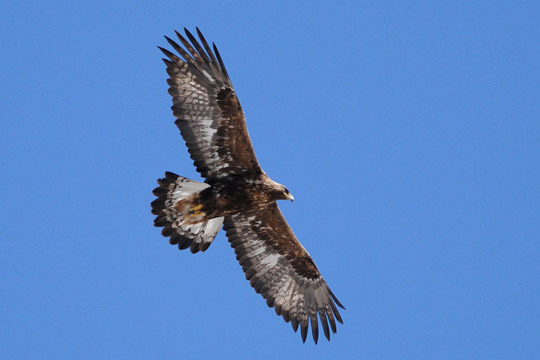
[301,324,308,343]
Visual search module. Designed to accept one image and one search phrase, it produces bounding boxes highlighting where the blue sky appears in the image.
[1,1,538,359]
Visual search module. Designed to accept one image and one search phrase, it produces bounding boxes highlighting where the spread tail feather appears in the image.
[151,171,224,253]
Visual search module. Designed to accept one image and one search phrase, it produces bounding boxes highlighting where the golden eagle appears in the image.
[151,28,344,343]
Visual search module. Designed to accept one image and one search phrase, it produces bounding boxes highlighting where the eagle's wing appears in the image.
[159,28,262,183]
[223,203,344,343]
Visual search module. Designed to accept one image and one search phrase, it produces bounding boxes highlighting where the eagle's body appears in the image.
[152,28,344,343]
[179,173,286,220]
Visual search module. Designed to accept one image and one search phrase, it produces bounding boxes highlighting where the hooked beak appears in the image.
[286,193,295,202]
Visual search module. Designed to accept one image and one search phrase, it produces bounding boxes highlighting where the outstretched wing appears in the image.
[223,203,344,343]
[159,28,262,183]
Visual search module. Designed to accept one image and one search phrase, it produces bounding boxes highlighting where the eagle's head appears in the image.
[264,177,295,202]
[281,186,295,202]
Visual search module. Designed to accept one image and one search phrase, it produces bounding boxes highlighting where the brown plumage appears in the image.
[151,28,344,343]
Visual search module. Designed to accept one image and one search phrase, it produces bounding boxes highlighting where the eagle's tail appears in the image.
[151,171,224,253]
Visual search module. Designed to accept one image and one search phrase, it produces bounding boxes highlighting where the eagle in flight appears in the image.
[151,28,344,343]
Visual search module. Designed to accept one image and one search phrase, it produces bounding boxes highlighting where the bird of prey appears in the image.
[151,28,344,343]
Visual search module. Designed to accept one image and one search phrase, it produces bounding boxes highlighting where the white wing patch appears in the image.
[259,253,281,272]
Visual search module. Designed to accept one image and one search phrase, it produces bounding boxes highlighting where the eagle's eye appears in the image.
[284,188,290,194]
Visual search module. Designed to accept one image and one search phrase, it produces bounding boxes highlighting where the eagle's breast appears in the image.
[206,175,268,216]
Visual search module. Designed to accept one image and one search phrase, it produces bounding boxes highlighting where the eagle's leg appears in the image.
[189,204,204,216]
